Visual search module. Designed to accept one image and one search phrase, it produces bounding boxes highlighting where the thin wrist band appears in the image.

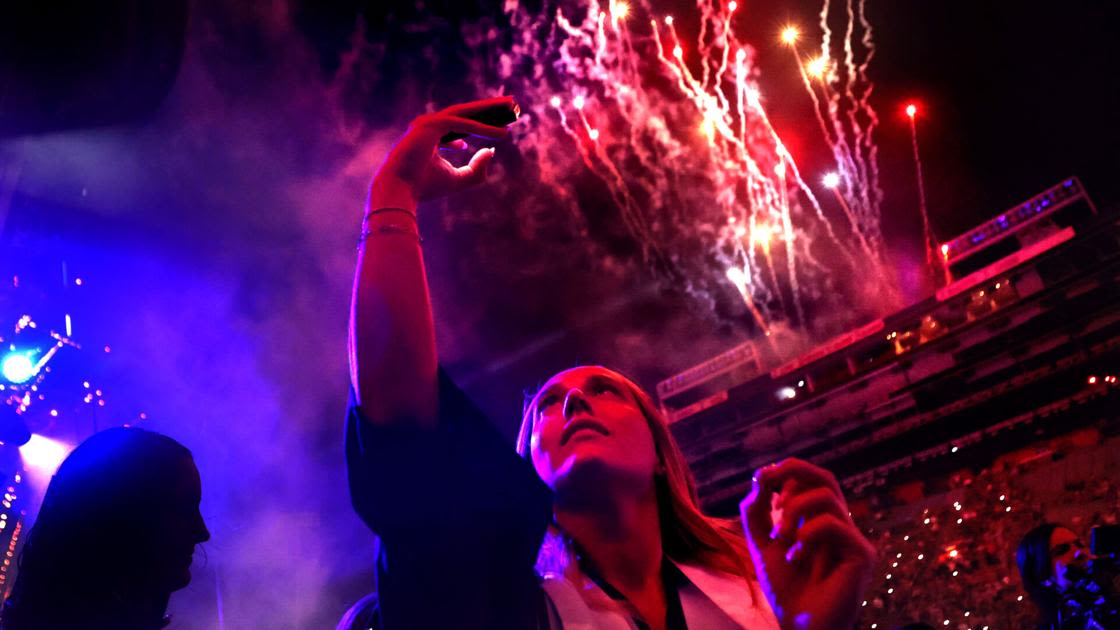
[358,225,422,248]
[363,207,417,223]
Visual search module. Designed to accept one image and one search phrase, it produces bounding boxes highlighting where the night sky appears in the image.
[0,0,1117,627]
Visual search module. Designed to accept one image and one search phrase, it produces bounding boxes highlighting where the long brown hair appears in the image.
[516,366,754,581]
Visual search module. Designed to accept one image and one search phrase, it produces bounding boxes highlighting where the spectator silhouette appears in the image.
[1,427,209,630]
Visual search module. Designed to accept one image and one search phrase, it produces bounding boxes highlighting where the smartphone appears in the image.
[439,99,520,144]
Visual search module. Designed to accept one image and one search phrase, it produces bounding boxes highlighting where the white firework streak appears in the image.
[481,0,893,332]
[813,0,892,279]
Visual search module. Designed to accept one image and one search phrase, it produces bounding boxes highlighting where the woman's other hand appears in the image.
[740,458,876,630]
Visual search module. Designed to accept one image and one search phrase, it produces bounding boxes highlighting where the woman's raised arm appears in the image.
[348,97,512,427]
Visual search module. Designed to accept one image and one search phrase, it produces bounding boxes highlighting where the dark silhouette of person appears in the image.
[1,427,210,630]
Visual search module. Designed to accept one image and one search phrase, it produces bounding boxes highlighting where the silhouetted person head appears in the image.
[1,427,209,630]
[1018,522,1091,625]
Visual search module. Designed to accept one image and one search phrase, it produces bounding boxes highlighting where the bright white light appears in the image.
[805,55,828,78]
[744,87,761,108]
[572,95,585,110]
[673,45,684,59]
[19,434,71,478]
[549,95,562,108]
[588,129,600,141]
[2,353,36,384]
[822,172,840,189]
[780,26,800,46]
[776,386,797,401]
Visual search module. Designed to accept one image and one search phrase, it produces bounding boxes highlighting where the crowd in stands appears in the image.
[854,430,1120,629]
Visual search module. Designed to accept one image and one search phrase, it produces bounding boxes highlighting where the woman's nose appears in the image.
[563,388,591,419]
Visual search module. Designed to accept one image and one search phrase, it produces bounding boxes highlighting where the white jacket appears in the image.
[541,559,782,629]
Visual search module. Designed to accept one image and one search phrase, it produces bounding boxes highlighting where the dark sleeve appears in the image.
[345,368,553,630]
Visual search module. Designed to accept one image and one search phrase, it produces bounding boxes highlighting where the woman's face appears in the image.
[1048,527,1090,592]
[528,366,659,497]
[149,457,210,591]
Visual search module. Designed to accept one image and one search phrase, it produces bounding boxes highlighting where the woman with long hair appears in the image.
[345,96,875,629]
[1,427,210,630]
[1017,523,1097,629]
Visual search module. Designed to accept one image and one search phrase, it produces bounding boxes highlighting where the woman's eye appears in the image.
[538,395,558,410]
[593,383,617,394]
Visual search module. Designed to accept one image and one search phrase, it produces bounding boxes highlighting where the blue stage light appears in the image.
[1,353,36,384]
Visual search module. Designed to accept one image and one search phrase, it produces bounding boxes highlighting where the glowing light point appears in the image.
[588,129,600,141]
[664,15,674,26]
[672,45,683,59]
[727,1,737,12]
[906,103,918,118]
[752,224,774,250]
[699,118,716,141]
[736,49,747,62]
[611,1,629,20]
[780,26,800,46]
[1,354,35,384]
[822,172,841,189]
[19,434,71,477]
[549,95,562,108]
[572,95,585,110]
[940,243,950,257]
[776,386,797,401]
[806,55,828,79]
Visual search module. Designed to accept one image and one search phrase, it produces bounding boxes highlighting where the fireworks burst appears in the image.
[475,0,896,337]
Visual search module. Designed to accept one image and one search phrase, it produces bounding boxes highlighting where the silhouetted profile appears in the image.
[1,427,209,630]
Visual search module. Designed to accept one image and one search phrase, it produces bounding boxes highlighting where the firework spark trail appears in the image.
[485,0,894,334]
[652,0,871,322]
[650,12,789,330]
[555,9,665,264]
[908,109,937,269]
[856,0,885,224]
[842,0,874,219]
[843,0,886,254]
[745,69,860,274]
[775,162,804,328]
[802,0,892,286]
